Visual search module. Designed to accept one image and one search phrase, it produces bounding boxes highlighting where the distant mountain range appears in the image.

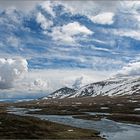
[42,76,140,99]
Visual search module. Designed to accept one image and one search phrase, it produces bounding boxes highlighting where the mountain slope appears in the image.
[42,76,140,99]
[69,77,140,98]
[42,87,76,99]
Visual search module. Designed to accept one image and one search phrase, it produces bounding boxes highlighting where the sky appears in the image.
[0,0,140,99]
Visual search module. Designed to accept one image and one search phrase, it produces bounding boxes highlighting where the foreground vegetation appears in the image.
[0,112,102,139]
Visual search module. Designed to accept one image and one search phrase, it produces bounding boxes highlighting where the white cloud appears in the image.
[133,15,140,24]
[115,61,140,77]
[7,36,20,48]
[62,1,119,16]
[0,0,119,15]
[29,79,47,90]
[51,26,75,44]
[36,12,53,30]
[119,1,140,14]
[0,7,22,25]
[122,31,140,40]
[39,1,55,17]
[0,68,113,100]
[90,12,114,25]
[13,69,110,93]
[0,1,41,12]
[72,76,83,89]
[0,58,28,89]
[102,28,140,41]
[62,22,92,35]
[51,22,93,45]
[113,29,140,41]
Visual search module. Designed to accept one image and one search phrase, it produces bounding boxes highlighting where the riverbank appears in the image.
[5,106,140,140]
[0,112,103,139]
[72,114,140,125]
[0,103,104,139]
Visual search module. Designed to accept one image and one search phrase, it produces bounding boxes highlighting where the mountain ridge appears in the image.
[42,87,76,99]
[42,76,140,99]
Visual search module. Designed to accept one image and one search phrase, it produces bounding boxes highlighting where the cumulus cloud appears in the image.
[23,69,110,93]
[115,61,140,77]
[90,12,115,25]
[32,79,47,89]
[51,22,93,45]
[0,58,28,89]
[36,12,53,30]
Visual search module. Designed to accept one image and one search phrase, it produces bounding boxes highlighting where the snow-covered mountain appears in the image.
[42,76,140,99]
[42,87,76,99]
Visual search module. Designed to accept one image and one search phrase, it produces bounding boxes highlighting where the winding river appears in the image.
[7,107,140,140]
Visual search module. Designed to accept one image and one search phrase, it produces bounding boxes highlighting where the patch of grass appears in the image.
[0,113,103,139]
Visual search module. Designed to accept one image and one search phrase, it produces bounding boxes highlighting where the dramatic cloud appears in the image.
[1,0,140,99]
[51,22,93,45]
[90,12,115,25]
[0,58,28,89]
[115,61,140,77]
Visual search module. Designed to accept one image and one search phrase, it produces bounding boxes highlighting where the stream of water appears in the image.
[7,107,140,140]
